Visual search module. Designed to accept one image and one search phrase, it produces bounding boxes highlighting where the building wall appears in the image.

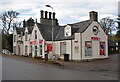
[82,21,108,59]
[13,28,18,55]
[72,33,81,60]
[54,40,72,60]
[30,24,45,57]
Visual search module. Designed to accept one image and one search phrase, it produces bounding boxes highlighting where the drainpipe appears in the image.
[71,40,72,60]
[80,33,82,60]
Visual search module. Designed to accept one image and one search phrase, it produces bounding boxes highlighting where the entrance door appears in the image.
[35,46,37,56]
[18,45,20,55]
[60,42,66,56]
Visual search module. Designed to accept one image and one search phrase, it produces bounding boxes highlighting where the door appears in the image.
[60,42,66,56]
[35,46,37,56]
[18,45,20,55]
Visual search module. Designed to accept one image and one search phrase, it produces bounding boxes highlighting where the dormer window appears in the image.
[65,25,71,37]
[35,30,37,39]
[25,32,27,41]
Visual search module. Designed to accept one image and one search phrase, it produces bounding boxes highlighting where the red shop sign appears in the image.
[39,40,43,44]
[47,44,52,52]
[30,41,36,44]
[91,37,99,40]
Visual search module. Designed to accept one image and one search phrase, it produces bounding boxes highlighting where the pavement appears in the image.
[55,54,119,79]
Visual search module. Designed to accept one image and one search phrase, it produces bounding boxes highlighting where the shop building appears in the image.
[13,10,108,60]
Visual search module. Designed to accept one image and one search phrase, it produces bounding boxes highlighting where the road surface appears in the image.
[2,55,118,80]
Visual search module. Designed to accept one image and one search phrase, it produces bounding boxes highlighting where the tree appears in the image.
[117,17,120,38]
[0,10,19,34]
[100,17,116,35]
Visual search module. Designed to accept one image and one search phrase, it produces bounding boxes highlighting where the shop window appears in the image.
[100,42,105,55]
[14,46,16,54]
[85,41,92,56]
[39,45,42,55]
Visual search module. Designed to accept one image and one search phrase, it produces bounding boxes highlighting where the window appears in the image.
[100,42,105,55]
[25,32,27,41]
[30,45,32,53]
[25,45,28,55]
[93,26,98,35]
[14,46,16,54]
[14,35,16,42]
[39,45,42,55]
[60,42,66,56]
[85,41,92,56]
[35,30,37,39]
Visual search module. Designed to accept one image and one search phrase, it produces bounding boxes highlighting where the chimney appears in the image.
[49,12,52,19]
[40,10,44,18]
[45,11,48,19]
[89,11,98,21]
[53,12,55,19]
[23,19,26,27]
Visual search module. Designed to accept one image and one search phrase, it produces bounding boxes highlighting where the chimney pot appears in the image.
[45,11,48,19]
[40,10,44,18]
[53,12,55,19]
[49,12,52,19]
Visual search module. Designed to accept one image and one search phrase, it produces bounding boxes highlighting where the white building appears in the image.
[13,10,108,60]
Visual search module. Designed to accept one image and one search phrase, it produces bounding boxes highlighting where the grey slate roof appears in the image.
[69,20,92,33]
[55,20,92,40]
[36,23,62,41]
[15,20,92,41]
[27,27,34,34]
[16,27,25,34]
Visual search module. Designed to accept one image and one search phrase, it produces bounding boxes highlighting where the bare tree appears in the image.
[0,10,19,34]
[100,17,116,35]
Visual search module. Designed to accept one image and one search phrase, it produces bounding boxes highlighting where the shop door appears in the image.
[35,46,37,56]
[18,45,20,55]
[60,42,66,56]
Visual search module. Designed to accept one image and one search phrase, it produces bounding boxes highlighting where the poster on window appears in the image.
[85,41,92,56]
[100,42,105,55]
[47,44,52,52]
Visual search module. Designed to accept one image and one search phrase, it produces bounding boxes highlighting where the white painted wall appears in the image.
[30,24,45,57]
[72,33,81,60]
[82,21,108,59]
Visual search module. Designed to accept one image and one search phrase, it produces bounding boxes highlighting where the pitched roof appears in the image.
[36,23,62,41]
[16,27,25,34]
[55,20,92,40]
[27,26,34,34]
[68,20,92,33]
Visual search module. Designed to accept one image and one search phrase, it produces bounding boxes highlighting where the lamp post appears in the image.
[45,5,54,57]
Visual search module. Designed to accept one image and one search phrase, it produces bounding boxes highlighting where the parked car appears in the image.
[2,49,12,55]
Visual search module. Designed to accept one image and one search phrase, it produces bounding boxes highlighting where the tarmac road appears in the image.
[2,55,118,80]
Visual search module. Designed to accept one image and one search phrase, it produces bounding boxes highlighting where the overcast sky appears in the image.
[0,0,119,25]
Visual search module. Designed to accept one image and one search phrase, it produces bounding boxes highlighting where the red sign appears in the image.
[30,41,36,44]
[91,37,99,40]
[60,42,66,45]
[39,40,43,44]
[47,44,52,52]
